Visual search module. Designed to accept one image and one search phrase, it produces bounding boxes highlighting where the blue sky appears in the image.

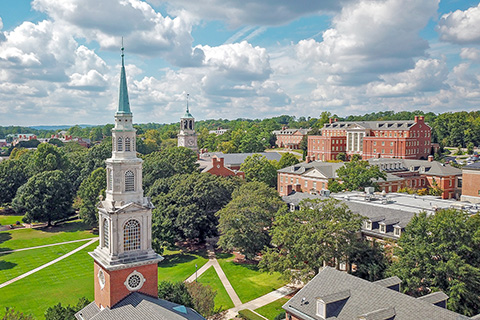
[0,0,479,126]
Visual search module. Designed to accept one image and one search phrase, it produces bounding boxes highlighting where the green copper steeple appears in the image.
[117,45,131,115]
[183,93,193,118]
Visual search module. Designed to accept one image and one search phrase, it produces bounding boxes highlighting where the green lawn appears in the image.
[217,254,287,303]
[0,242,88,284]
[0,242,96,319]
[0,220,96,251]
[254,297,289,320]
[197,266,234,311]
[158,249,208,283]
[0,215,24,226]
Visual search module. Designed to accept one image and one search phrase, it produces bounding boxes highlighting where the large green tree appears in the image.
[12,170,73,226]
[77,168,106,226]
[0,159,28,205]
[29,143,69,175]
[260,198,364,282]
[142,147,199,192]
[240,154,278,188]
[329,160,386,192]
[44,297,90,320]
[387,209,480,316]
[217,182,285,260]
[277,152,299,169]
[148,173,241,251]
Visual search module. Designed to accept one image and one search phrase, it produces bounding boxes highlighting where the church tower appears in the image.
[177,94,198,151]
[90,46,163,309]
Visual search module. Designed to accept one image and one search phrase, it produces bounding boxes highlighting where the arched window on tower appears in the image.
[125,137,131,151]
[118,137,123,151]
[103,218,109,249]
[125,170,135,192]
[189,120,193,130]
[124,219,140,251]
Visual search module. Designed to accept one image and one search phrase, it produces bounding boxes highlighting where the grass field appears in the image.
[0,242,96,319]
[0,215,24,226]
[217,254,287,303]
[197,266,234,311]
[158,249,208,283]
[254,297,289,320]
[0,220,96,251]
[0,242,89,284]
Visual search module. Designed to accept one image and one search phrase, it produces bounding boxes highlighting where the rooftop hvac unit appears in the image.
[365,187,375,194]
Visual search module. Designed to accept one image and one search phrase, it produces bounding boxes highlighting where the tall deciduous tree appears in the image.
[44,297,90,320]
[142,147,199,192]
[329,160,386,192]
[0,159,28,205]
[277,152,299,169]
[148,173,240,251]
[29,143,69,175]
[77,168,106,226]
[240,154,278,188]
[13,170,73,226]
[387,209,480,316]
[217,182,285,260]
[260,198,364,282]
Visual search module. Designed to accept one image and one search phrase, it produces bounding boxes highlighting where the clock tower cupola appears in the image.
[177,93,198,152]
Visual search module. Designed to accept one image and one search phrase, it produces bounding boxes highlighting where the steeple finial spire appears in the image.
[186,93,189,113]
[182,93,193,118]
[117,39,131,114]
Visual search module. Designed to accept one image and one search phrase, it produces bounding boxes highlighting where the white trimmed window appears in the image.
[103,218,109,248]
[125,137,131,151]
[124,219,141,251]
[125,170,135,192]
[118,137,123,151]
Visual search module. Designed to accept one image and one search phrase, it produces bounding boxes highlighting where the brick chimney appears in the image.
[428,155,433,162]
[329,118,333,124]
[334,118,338,122]
[305,156,312,163]
[212,156,225,168]
[414,116,419,123]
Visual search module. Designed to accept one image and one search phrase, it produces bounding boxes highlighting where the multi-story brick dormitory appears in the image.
[278,158,462,199]
[272,127,310,150]
[308,116,434,161]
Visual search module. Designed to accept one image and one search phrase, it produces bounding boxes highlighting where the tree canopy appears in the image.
[13,170,73,226]
[260,198,364,282]
[240,154,278,188]
[387,209,480,316]
[0,159,28,206]
[217,182,285,259]
[77,168,106,226]
[148,173,241,251]
[329,160,386,192]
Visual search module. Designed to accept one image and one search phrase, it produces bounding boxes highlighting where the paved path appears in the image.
[184,245,242,307]
[222,283,302,319]
[0,237,98,254]
[0,238,98,289]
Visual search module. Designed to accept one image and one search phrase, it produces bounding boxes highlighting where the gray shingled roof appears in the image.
[323,120,422,131]
[75,292,206,320]
[199,152,282,167]
[283,267,471,320]
[463,162,480,170]
[272,128,310,135]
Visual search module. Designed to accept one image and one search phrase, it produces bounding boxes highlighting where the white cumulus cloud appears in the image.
[438,3,480,44]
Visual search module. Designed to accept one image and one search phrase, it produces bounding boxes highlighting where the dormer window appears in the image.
[394,227,401,237]
[365,221,372,230]
[380,224,386,233]
[317,300,326,319]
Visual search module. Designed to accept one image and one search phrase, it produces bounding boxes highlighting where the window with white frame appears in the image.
[103,218,109,248]
[118,137,123,151]
[125,137,131,151]
[125,170,135,192]
[380,224,386,233]
[124,219,141,251]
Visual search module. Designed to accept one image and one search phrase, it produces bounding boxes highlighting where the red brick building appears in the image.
[201,155,245,179]
[273,128,310,150]
[461,162,480,204]
[307,116,432,161]
[278,158,461,199]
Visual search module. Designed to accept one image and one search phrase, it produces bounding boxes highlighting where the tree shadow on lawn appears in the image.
[0,232,12,246]
[160,249,208,268]
[0,260,16,271]
[38,220,96,234]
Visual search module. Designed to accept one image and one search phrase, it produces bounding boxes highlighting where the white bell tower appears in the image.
[177,93,198,152]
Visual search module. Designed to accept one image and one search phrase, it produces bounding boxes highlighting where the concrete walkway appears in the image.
[184,245,242,307]
[0,237,98,254]
[223,283,301,319]
[0,238,98,289]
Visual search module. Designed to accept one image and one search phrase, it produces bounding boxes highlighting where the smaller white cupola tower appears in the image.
[177,93,198,151]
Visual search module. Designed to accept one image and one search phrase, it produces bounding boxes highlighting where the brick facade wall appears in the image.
[462,169,480,198]
[94,261,159,309]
